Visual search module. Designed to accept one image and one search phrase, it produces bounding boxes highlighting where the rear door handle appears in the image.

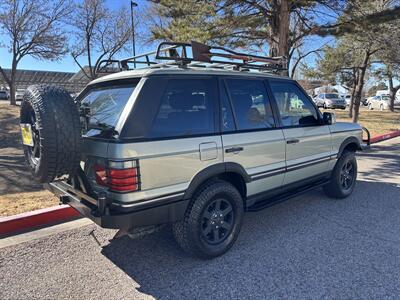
[286,139,300,144]
[225,147,244,153]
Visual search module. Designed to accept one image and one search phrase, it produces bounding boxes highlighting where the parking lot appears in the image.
[1,138,399,300]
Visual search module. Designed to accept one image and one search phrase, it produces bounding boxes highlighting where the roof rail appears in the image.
[96,41,287,75]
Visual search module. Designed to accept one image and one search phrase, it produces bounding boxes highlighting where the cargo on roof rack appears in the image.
[96,41,287,75]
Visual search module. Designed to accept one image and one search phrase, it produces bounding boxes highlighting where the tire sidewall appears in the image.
[188,181,244,258]
[20,95,46,180]
[332,152,358,198]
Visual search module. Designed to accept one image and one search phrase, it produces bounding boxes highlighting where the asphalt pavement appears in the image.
[1,138,399,300]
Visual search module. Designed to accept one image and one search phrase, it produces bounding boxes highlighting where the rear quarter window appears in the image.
[148,78,216,138]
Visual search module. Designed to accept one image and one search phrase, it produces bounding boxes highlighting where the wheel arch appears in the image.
[183,162,250,201]
[338,136,361,157]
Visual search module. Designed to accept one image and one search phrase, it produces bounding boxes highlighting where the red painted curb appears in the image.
[0,205,80,236]
[370,130,400,144]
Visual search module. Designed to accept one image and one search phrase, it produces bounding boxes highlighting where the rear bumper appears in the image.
[45,182,189,230]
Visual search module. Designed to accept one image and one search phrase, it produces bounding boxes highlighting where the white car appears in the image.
[343,95,351,106]
[15,89,25,101]
[368,95,400,110]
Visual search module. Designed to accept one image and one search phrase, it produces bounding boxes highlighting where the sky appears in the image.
[0,0,152,73]
[0,0,386,90]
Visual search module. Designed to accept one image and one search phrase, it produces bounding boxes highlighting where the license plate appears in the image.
[20,124,34,146]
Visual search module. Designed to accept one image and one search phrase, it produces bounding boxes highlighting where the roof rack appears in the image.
[96,41,287,74]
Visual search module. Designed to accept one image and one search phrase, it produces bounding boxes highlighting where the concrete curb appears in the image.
[370,131,400,144]
[0,205,80,236]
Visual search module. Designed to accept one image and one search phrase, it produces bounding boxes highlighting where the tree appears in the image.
[373,35,400,111]
[304,0,400,122]
[147,0,345,76]
[0,0,71,105]
[70,0,133,80]
[367,82,388,97]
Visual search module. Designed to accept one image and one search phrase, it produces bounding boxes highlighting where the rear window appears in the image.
[81,84,137,129]
[324,93,339,99]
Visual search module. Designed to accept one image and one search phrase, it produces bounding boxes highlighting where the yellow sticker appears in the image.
[20,124,34,146]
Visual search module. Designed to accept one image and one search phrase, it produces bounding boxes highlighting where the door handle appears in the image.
[286,139,300,144]
[225,147,244,153]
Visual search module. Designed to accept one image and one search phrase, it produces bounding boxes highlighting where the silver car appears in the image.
[315,93,346,109]
[20,41,369,258]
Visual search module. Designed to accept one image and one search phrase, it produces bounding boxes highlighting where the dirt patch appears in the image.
[0,190,59,217]
[324,107,400,136]
[0,103,50,216]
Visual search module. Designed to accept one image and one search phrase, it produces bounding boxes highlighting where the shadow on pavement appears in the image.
[101,180,400,299]
[357,142,400,182]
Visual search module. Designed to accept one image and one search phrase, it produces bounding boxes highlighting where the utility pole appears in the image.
[130,1,138,68]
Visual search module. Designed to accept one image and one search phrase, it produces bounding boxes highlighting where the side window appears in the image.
[269,81,319,127]
[225,79,275,130]
[149,78,215,138]
[219,82,235,132]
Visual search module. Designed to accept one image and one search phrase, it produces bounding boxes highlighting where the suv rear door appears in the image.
[267,79,332,186]
[220,77,286,200]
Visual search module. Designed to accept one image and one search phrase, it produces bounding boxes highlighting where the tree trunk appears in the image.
[269,0,290,76]
[388,75,397,112]
[9,58,17,106]
[348,73,357,118]
[352,51,370,123]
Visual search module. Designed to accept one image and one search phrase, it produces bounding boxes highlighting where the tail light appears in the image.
[94,160,140,193]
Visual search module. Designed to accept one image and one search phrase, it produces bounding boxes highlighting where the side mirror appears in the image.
[323,112,336,125]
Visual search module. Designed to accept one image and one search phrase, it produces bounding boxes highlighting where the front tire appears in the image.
[323,151,357,199]
[172,180,244,259]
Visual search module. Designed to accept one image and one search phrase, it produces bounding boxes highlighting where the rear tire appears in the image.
[323,151,357,199]
[20,85,82,183]
[172,180,244,259]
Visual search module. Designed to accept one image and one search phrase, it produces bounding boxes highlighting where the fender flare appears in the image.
[337,136,361,157]
[183,162,250,200]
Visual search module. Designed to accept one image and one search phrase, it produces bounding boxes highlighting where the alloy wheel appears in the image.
[201,198,234,245]
[340,160,355,190]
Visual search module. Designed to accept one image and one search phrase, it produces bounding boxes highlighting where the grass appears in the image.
[0,103,59,217]
[0,190,59,217]
[323,107,400,137]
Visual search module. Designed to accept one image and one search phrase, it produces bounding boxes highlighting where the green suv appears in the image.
[20,42,369,259]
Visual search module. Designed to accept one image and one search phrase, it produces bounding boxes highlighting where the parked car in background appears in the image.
[361,97,368,106]
[0,90,9,100]
[15,89,25,101]
[368,95,400,110]
[314,93,346,109]
[343,95,351,106]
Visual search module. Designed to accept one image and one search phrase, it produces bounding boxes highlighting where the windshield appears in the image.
[325,93,339,99]
[81,85,136,129]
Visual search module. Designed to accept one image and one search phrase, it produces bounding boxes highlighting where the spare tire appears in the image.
[20,85,82,183]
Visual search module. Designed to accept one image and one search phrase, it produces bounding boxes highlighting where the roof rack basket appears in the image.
[96,41,287,74]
